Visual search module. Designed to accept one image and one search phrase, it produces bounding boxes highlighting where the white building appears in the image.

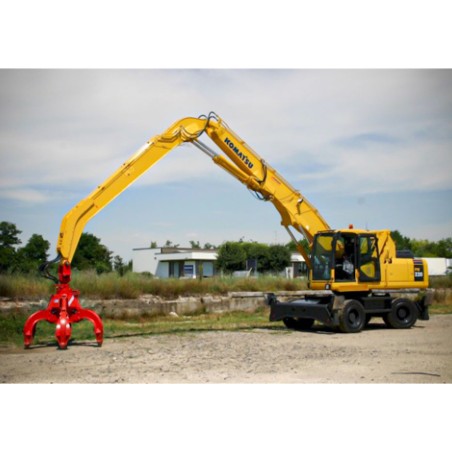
[133,246,308,279]
[290,252,308,278]
[133,247,217,279]
[423,258,452,276]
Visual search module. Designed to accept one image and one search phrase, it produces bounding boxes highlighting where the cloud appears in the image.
[0,188,49,203]
[334,132,401,149]
[1,70,451,186]
[1,69,451,254]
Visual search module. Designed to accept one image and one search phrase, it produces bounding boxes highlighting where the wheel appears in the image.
[383,298,418,329]
[283,317,296,329]
[292,318,314,331]
[283,317,314,331]
[338,299,365,333]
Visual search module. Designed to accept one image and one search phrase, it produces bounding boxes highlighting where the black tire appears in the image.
[283,317,296,329]
[338,299,365,333]
[383,298,418,329]
[283,317,314,331]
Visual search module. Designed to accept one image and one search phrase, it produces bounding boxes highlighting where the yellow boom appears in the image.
[57,112,330,266]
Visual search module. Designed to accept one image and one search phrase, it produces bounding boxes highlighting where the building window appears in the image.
[183,264,194,278]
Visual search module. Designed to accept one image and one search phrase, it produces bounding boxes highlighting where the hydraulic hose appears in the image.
[39,254,61,284]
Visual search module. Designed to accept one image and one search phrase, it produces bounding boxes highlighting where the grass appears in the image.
[0,271,309,300]
[429,275,452,289]
[430,304,452,315]
[1,271,451,301]
[0,308,276,348]
[0,273,50,299]
[1,303,451,349]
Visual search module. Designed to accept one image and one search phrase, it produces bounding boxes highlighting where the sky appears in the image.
[0,69,451,261]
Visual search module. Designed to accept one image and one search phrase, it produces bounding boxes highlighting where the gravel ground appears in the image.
[1,315,451,384]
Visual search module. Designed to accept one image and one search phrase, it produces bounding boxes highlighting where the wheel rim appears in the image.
[397,306,410,324]
[348,309,360,327]
[340,300,365,333]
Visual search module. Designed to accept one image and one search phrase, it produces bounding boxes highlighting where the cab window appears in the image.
[312,234,334,280]
[358,235,381,282]
[334,234,356,281]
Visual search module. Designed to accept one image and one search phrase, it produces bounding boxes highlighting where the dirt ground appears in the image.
[1,315,451,384]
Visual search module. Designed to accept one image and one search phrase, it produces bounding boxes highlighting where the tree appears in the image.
[216,241,291,274]
[285,238,310,256]
[150,241,158,249]
[189,240,201,249]
[72,232,112,273]
[216,241,247,273]
[113,255,132,276]
[164,240,179,248]
[240,242,270,272]
[0,221,22,248]
[267,244,291,272]
[436,238,452,258]
[0,221,22,272]
[21,234,50,262]
[391,230,412,251]
[410,239,437,257]
[15,234,50,273]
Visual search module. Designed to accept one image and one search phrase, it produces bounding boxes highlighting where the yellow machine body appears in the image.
[308,229,429,292]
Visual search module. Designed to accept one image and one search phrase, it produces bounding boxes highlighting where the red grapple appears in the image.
[23,262,103,349]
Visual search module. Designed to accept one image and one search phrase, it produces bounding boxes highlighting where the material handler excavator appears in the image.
[23,112,432,349]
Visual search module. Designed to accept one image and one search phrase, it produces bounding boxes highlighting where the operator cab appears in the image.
[311,232,381,284]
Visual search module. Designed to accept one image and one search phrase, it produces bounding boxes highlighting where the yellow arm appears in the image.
[57,117,208,262]
[57,112,330,268]
[203,116,330,252]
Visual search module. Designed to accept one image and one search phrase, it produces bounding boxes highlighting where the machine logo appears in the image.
[224,137,254,169]
[414,259,424,281]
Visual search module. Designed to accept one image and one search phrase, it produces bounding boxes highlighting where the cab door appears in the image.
[358,234,381,282]
[334,234,357,282]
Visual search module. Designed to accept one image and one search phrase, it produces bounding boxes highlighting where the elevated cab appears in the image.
[309,229,428,292]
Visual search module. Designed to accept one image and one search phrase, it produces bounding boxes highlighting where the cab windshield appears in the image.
[311,233,334,280]
[311,232,381,283]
